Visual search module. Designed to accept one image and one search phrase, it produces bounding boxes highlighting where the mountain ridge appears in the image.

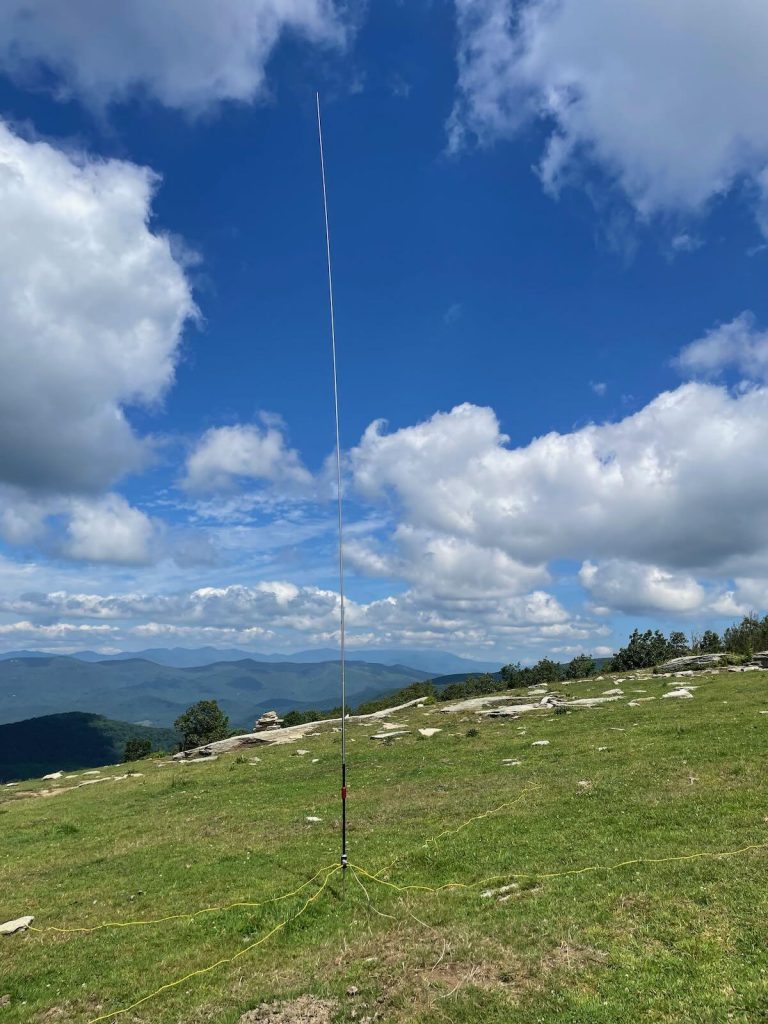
[0,645,501,674]
[0,655,432,729]
[0,711,178,783]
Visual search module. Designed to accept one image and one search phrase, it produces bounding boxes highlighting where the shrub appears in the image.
[123,738,152,762]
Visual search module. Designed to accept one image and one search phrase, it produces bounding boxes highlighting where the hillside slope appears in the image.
[1,668,766,1023]
[0,657,430,728]
[0,713,178,783]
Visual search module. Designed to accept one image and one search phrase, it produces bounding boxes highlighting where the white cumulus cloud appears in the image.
[184,420,313,495]
[0,120,195,495]
[349,382,768,614]
[676,312,768,383]
[450,0,768,230]
[65,495,156,566]
[579,560,706,616]
[0,0,347,111]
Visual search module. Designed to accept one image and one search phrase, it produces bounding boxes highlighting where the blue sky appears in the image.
[0,0,767,662]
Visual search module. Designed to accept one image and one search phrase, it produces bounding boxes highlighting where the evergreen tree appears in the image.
[667,631,689,658]
[699,629,723,653]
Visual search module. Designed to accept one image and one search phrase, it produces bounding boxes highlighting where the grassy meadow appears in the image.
[0,668,767,1023]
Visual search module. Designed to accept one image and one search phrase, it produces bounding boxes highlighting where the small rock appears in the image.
[0,916,34,935]
[370,731,410,740]
[502,759,521,766]
[0,994,10,1007]
[42,772,63,781]
[346,986,359,998]
[601,688,624,697]
[531,740,550,747]
[82,770,101,776]
[577,780,592,788]
[662,688,693,700]
[306,816,322,823]
[480,883,519,898]
[418,728,441,737]
[311,758,320,763]
[294,749,311,756]
[597,746,608,752]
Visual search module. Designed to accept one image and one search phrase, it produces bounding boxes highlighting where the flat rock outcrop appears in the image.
[656,653,728,673]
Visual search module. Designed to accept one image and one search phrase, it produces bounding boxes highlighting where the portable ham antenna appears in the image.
[316,93,348,874]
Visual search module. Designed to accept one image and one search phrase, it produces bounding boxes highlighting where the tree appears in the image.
[667,631,689,658]
[528,658,561,685]
[174,700,230,751]
[724,614,768,656]
[500,662,525,688]
[698,629,723,653]
[611,629,670,671]
[123,737,152,762]
[564,654,596,680]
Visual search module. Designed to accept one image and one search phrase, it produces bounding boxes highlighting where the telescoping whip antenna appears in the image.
[316,93,348,875]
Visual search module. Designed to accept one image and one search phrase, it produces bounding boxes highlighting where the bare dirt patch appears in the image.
[237,995,338,1023]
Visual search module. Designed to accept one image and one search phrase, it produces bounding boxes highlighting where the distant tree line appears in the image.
[280,655,600,723]
[608,613,768,671]
[128,612,768,760]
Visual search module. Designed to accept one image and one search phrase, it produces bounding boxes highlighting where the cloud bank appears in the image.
[0,120,195,562]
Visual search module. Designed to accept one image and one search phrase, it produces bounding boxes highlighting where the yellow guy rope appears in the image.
[28,862,339,936]
[85,864,341,1024]
[20,789,768,1024]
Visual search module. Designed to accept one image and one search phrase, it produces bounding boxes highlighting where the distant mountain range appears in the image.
[0,646,501,675]
[0,712,178,783]
[0,656,432,729]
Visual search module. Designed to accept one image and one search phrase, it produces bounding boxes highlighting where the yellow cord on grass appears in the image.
[28,862,339,936]
[85,864,341,1024]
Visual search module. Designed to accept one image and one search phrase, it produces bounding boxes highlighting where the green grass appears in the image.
[0,670,767,1023]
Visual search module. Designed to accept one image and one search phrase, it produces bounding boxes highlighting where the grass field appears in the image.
[1,669,767,1023]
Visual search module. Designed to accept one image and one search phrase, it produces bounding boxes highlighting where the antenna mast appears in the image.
[316,93,348,874]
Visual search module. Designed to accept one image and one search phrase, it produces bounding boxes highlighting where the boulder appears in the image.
[656,654,727,673]
[749,650,768,668]
[0,916,33,935]
[662,687,694,699]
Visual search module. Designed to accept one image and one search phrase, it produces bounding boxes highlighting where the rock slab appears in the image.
[657,653,727,672]
[0,916,33,935]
